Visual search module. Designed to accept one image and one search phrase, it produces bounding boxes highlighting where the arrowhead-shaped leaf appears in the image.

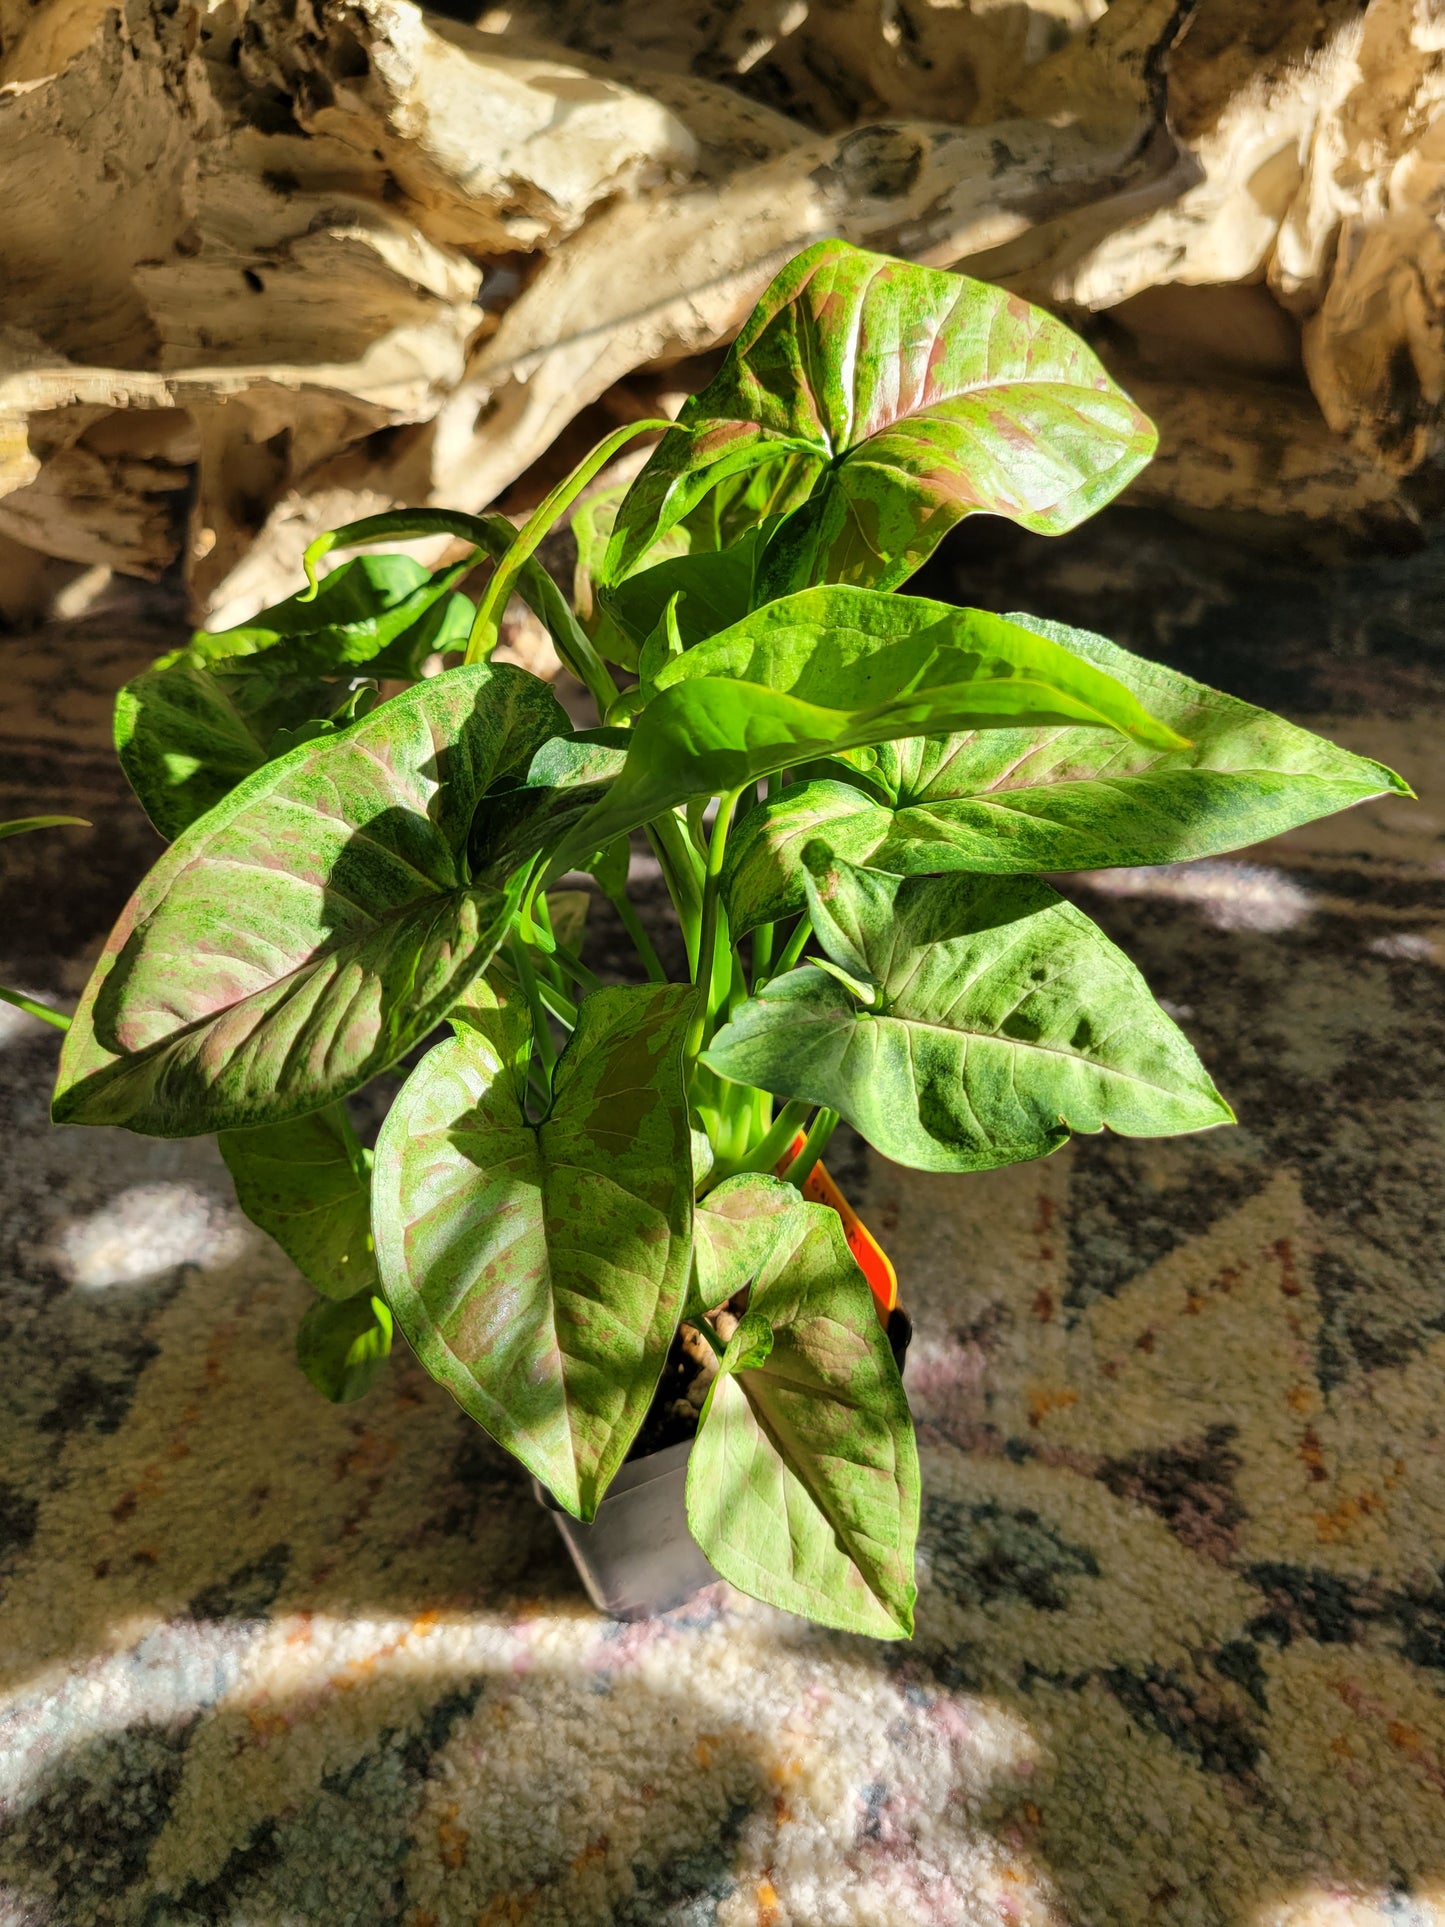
[192,553,439,658]
[54,665,568,1137]
[720,612,1410,933]
[220,1106,376,1300]
[606,239,1155,592]
[689,1172,798,1319]
[704,852,1232,1173]
[116,556,474,839]
[648,589,1181,740]
[373,984,698,1519]
[555,590,1183,866]
[686,1182,918,1637]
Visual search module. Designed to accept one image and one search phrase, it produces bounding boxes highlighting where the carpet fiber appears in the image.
[1,512,1443,1926]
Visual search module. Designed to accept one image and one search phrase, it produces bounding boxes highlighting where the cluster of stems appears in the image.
[437,417,845,1208]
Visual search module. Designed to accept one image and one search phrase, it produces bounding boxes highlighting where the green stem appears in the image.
[726,947,748,1017]
[0,985,69,1031]
[509,937,557,1080]
[647,815,704,974]
[751,920,774,986]
[297,508,618,711]
[699,1097,812,1195]
[505,539,619,717]
[782,1107,839,1189]
[0,815,88,841]
[537,976,578,1029]
[529,891,565,990]
[767,912,813,983]
[609,890,667,983]
[684,790,742,1061]
[548,942,600,1000]
[684,1316,725,1359]
[465,419,675,665]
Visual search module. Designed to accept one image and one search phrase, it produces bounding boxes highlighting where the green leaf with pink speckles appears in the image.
[115,555,477,840]
[686,1188,918,1637]
[604,238,1155,593]
[551,589,1185,867]
[718,612,1411,935]
[52,664,569,1138]
[373,983,697,1520]
[220,1105,376,1301]
[704,851,1232,1174]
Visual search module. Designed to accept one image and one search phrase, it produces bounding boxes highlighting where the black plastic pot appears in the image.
[533,1437,720,1620]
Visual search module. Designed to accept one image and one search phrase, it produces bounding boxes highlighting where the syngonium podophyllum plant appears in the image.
[46,242,1407,1637]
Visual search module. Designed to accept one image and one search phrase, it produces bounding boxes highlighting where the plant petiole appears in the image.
[684,1316,725,1359]
[536,976,578,1029]
[782,1107,839,1188]
[0,816,89,841]
[548,941,601,1000]
[509,936,558,1080]
[699,1097,811,1194]
[767,912,813,983]
[0,986,69,1031]
[608,888,668,983]
[465,418,677,666]
[751,919,775,984]
[529,891,566,991]
[684,789,742,1061]
[648,813,703,974]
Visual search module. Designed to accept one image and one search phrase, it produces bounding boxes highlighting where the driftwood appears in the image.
[0,0,1439,623]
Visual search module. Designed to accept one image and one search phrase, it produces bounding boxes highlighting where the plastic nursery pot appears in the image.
[537,1165,908,1621]
[533,1438,720,1620]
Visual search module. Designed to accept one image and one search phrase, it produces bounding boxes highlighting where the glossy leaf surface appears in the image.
[297,1293,393,1403]
[556,591,1182,864]
[373,984,697,1519]
[705,853,1231,1172]
[471,728,629,882]
[190,555,443,664]
[686,1183,918,1636]
[55,666,567,1137]
[649,589,1182,742]
[116,557,474,839]
[688,1172,797,1318]
[721,613,1409,932]
[607,240,1154,591]
[601,538,761,659]
[220,1106,376,1300]
[116,661,345,841]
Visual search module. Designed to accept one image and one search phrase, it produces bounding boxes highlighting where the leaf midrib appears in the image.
[733,1359,902,1610]
[769,969,1211,1108]
[110,887,481,1069]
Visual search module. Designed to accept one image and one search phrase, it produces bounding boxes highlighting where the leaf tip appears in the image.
[888,1589,917,1640]
[1134,719,1193,752]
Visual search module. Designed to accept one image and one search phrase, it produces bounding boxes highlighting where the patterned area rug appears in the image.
[1,511,1443,1926]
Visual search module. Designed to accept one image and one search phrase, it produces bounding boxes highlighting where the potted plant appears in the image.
[45,241,1406,1638]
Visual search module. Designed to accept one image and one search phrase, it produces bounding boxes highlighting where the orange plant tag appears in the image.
[776,1134,898,1325]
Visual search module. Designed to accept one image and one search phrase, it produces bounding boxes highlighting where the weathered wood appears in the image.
[0,0,1438,622]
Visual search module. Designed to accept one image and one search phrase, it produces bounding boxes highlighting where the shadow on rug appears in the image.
[1,509,1443,1926]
